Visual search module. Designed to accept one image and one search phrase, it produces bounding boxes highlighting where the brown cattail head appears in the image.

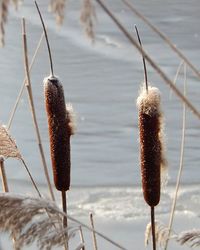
[137,85,165,207]
[44,75,73,191]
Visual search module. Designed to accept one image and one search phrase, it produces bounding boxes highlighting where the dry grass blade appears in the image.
[176,230,200,248]
[169,60,184,100]
[145,221,171,248]
[164,64,187,250]
[0,125,22,159]
[49,0,67,25]
[80,0,96,41]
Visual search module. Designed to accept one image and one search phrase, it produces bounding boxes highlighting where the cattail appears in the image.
[35,3,75,248]
[137,85,162,207]
[135,26,166,250]
[44,76,72,191]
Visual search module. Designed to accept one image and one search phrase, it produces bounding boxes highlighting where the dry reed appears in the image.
[164,64,187,250]
[176,229,200,248]
[0,125,22,159]
[0,193,77,249]
[90,213,98,250]
[49,0,67,25]
[80,0,96,41]
[145,221,171,248]
[22,18,55,201]
[0,156,9,192]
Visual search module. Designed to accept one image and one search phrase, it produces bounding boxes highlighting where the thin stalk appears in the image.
[21,158,42,197]
[169,60,184,100]
[135,25,148,93]
[164,64,187,250]
[62,190,68,250]
[79,226,85,250]
[151,206,156,250]
[22,18,55,201]
[90,213,98,250]
[7,32,44,130]
[95,0,200,120]
[35,1,54,76]
[0,158,9,192]
[120,0,200,80]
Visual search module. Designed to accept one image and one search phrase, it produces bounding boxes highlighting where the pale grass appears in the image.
[0,125,22,159]
[49,0,67,25]
[22,18,55,201]
[177,230,200,248]
[80,0,96,41]
[145,221,171,248]
[164,65,187,250]
[0,193,127,250]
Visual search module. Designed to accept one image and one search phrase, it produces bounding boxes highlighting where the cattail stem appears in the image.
[22,18,55,201]
[62,190,69,250]
[151,206,156,250]
[135,25,148,93]
[90,213,98,250]
[35,1,54,76]
[62,190,68,228]
[0,157,9,192]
